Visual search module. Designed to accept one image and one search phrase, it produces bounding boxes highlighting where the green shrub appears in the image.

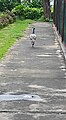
[0,0,20,12]
[22,0,42,8]
[38,16,45,22]
[12,5,43,20]
[25,7,42,19]
[12,5,25,18]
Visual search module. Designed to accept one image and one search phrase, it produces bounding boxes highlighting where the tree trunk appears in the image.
[42,0,50,20]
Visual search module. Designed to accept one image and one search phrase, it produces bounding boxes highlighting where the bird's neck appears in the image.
[32,29,35,34]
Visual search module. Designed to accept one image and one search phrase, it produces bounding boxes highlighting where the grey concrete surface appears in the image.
[0,22,66,119]
[53,24,66,60]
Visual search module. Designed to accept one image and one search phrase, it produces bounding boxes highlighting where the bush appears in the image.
[0,0,20,12]
[12,5,25,18]
[6,15,14,24]
[38,16,45,22]
[24,7,42,19]
[0,11,16,29]
[22,0,42,8]
[12,5,43,20]
[0,16,9,28]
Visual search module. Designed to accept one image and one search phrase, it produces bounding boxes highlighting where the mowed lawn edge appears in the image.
[0,19,33,59]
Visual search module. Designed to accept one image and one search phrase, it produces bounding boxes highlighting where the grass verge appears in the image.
[0,19,33,59]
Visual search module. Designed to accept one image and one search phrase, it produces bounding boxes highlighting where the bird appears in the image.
[29,27,36,47]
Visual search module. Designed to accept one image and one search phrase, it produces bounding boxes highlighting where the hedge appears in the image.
[12,5,43,20]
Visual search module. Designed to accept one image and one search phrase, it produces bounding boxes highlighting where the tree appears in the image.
[42,0,50,20]
[0,0,21,11]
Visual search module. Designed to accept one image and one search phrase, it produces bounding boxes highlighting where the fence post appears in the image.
[56,0,59,31]
[53,0,56,24]
[63,0,66,45]
[59,0,62,35]
[58,0,61,34]
[55,0,58,30]
[54,0,57,27]
[62,0,65,42]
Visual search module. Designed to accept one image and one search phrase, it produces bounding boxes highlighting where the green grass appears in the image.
[0,19,33,59]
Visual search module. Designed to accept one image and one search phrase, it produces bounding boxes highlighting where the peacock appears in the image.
[30,27,36,47]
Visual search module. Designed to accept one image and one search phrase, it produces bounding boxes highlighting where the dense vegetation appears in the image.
[0,0,42,12]
[12,5,43,20]
[0,0,20,11]
[0,0,43,29]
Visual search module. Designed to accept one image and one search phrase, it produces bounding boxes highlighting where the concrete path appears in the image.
[0,22,66,119]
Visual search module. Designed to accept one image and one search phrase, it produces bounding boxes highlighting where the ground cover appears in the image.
[0,19,33,59]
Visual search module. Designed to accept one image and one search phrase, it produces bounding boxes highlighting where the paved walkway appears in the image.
[0,22,66,119]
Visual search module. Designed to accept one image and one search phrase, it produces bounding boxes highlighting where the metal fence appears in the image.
[54,0,66,45]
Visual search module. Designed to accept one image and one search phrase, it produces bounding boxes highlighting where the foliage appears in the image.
[22,0,42,8]
[38,16,45,22]
[0,0,20,12]
[12,5,43,20]
[12,4,25,18]
[0,0,43,20]
[50,5,54,19]
[29,0,42,8]
[0,19,33,59]
[0,10,16,29]
[50,5,53,13]
[25,7,43,19]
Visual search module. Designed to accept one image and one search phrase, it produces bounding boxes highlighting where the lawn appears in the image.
[0,19,33,59]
